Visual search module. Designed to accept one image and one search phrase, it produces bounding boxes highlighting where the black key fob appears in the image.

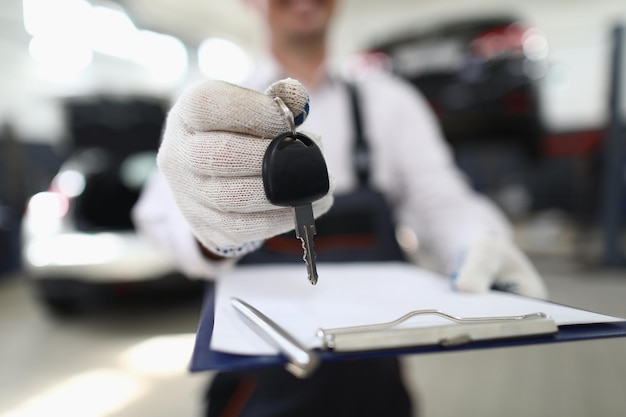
[262,132,330,207]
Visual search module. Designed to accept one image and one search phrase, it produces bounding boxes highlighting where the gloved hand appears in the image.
[451,236,548,299]
[157,78,334,258]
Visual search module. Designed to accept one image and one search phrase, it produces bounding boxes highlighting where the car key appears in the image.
[262,104,330,285]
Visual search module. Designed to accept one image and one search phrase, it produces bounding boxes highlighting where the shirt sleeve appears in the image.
[362,74,512,274]
[131,171,238,280]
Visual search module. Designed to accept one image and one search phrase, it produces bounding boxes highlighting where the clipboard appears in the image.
[190,264,626,376]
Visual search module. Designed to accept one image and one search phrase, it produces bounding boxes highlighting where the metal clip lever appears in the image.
[231,298,319,378]
[317,309,557,352]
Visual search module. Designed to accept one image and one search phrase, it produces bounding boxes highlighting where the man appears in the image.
[133,0,548,415]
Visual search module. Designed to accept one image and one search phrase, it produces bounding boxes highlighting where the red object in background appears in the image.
[470,23,528,59]
[541,129,604,157]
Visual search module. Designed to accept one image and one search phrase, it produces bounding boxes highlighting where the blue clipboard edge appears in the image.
[190,284,626,373]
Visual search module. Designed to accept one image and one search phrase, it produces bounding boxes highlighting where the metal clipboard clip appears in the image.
[317,310,558,352]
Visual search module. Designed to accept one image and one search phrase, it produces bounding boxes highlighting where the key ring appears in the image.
[274,97,296,136]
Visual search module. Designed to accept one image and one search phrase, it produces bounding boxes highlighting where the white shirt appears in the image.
[132,60,511,279]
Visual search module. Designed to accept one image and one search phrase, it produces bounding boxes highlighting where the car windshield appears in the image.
[66,149,157,231]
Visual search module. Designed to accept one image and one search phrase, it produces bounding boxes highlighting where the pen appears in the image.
[230,297,319,378]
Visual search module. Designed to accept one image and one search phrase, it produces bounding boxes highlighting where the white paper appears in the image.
[211,262,624,356]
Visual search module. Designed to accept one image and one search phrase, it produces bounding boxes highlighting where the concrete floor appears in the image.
[1,234,625,417]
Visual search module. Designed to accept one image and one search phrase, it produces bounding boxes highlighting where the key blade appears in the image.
[293,205,318,285]
[300,226,318,285]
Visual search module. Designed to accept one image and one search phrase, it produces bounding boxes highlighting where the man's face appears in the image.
[251,0,338,42]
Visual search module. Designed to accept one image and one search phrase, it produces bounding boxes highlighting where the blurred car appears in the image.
[0,203,21,278]
[359,16,548,158]
[20,147,196,315]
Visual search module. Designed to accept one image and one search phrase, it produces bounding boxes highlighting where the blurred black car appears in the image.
[362,16,548,157]
[20,97,199,315]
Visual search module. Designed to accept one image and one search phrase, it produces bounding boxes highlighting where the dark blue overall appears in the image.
[205,83,414,417]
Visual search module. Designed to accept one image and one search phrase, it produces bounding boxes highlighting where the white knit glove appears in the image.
[157,78,334,257]
[451,236,548,299]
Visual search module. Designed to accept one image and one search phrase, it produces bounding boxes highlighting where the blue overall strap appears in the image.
[345,81,370,186]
